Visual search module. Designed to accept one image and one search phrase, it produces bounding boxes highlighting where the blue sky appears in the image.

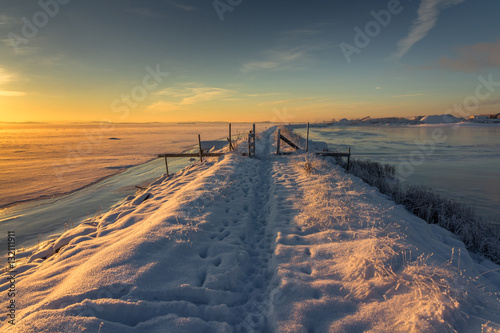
[1,0,499,122]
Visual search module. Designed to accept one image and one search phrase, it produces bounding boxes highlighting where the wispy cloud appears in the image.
[391,0,466,61]
[179,87,231,105]
[241,43,330,73]
[0,91,26,97]
[0,67,15,85]
[0,67,27,97]
[147,101,179,112]
[438,40,500,72]
[125,8,165,18]
[149,83,233,112]
[246,92,288,97]
[1,38,38,55]
[0,14,15,25]
[257,97,321,107]
[266,49,306,62]
[241,61,279,73]
[392,93,426,98]
[165,0,197,11]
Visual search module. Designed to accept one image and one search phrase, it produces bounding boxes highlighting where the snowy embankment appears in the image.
[2,127,500,332]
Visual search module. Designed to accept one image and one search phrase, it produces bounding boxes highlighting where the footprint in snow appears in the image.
[218,231,230,241]
[199,247,209,259]
[301,266,312,275]
[212,257,222,267]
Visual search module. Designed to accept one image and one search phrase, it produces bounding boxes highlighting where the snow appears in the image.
[1,127,499,332]
[0,122,277,255]
[420,114,464,124]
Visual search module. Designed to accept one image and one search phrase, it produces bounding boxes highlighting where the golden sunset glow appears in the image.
[1,1,499,123]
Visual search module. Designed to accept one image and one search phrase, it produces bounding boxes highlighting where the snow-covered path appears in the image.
[2,127,500,332]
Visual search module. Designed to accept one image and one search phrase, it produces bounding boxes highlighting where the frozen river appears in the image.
[296,124,500,222]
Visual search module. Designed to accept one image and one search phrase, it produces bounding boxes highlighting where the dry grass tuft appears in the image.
[347,158,500,263]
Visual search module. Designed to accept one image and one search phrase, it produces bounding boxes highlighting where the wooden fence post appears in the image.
[198,134,203,162]
[306,122,310,152]
[252,123,256,157]
[228,123,232,151]
[248,132,251,157]
[346,147,351,173]
[246,124,256,158]
[276,128,281,155]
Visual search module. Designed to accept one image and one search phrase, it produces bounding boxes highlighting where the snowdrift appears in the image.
[1,127,499,332]
[420,114,464,124]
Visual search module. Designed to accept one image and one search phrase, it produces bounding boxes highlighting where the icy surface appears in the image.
[0,122,274,252]
[0,122,266,208]
[1,128,499,332]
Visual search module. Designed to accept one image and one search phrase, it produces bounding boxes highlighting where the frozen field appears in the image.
[0,122,273,250]
[0,122,265,208]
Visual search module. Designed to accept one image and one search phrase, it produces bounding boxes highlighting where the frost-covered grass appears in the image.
[288,154,482,331]
[293,156,355,231]
[345,158,500,263]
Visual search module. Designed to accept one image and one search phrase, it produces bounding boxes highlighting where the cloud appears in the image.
[0,91,26,97]
[438,40,500,72]
[375,87,382,90]
[257,97,320,107]
[179,87,231,105]
[391,0,466,61]
[147,101,179,112]
[165,1,197,11]
[392,93,426,98]
[125,8,165,18]
[156,85,232,104]
[1,38,38,55]
[0,14,15,25]
[267,49,305,62]
[0,68,26,97]
[246,92,288,97]
[241,43,330,73]
[241,61,279,73]
[150,84,233,112]
[0,67,15,84]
